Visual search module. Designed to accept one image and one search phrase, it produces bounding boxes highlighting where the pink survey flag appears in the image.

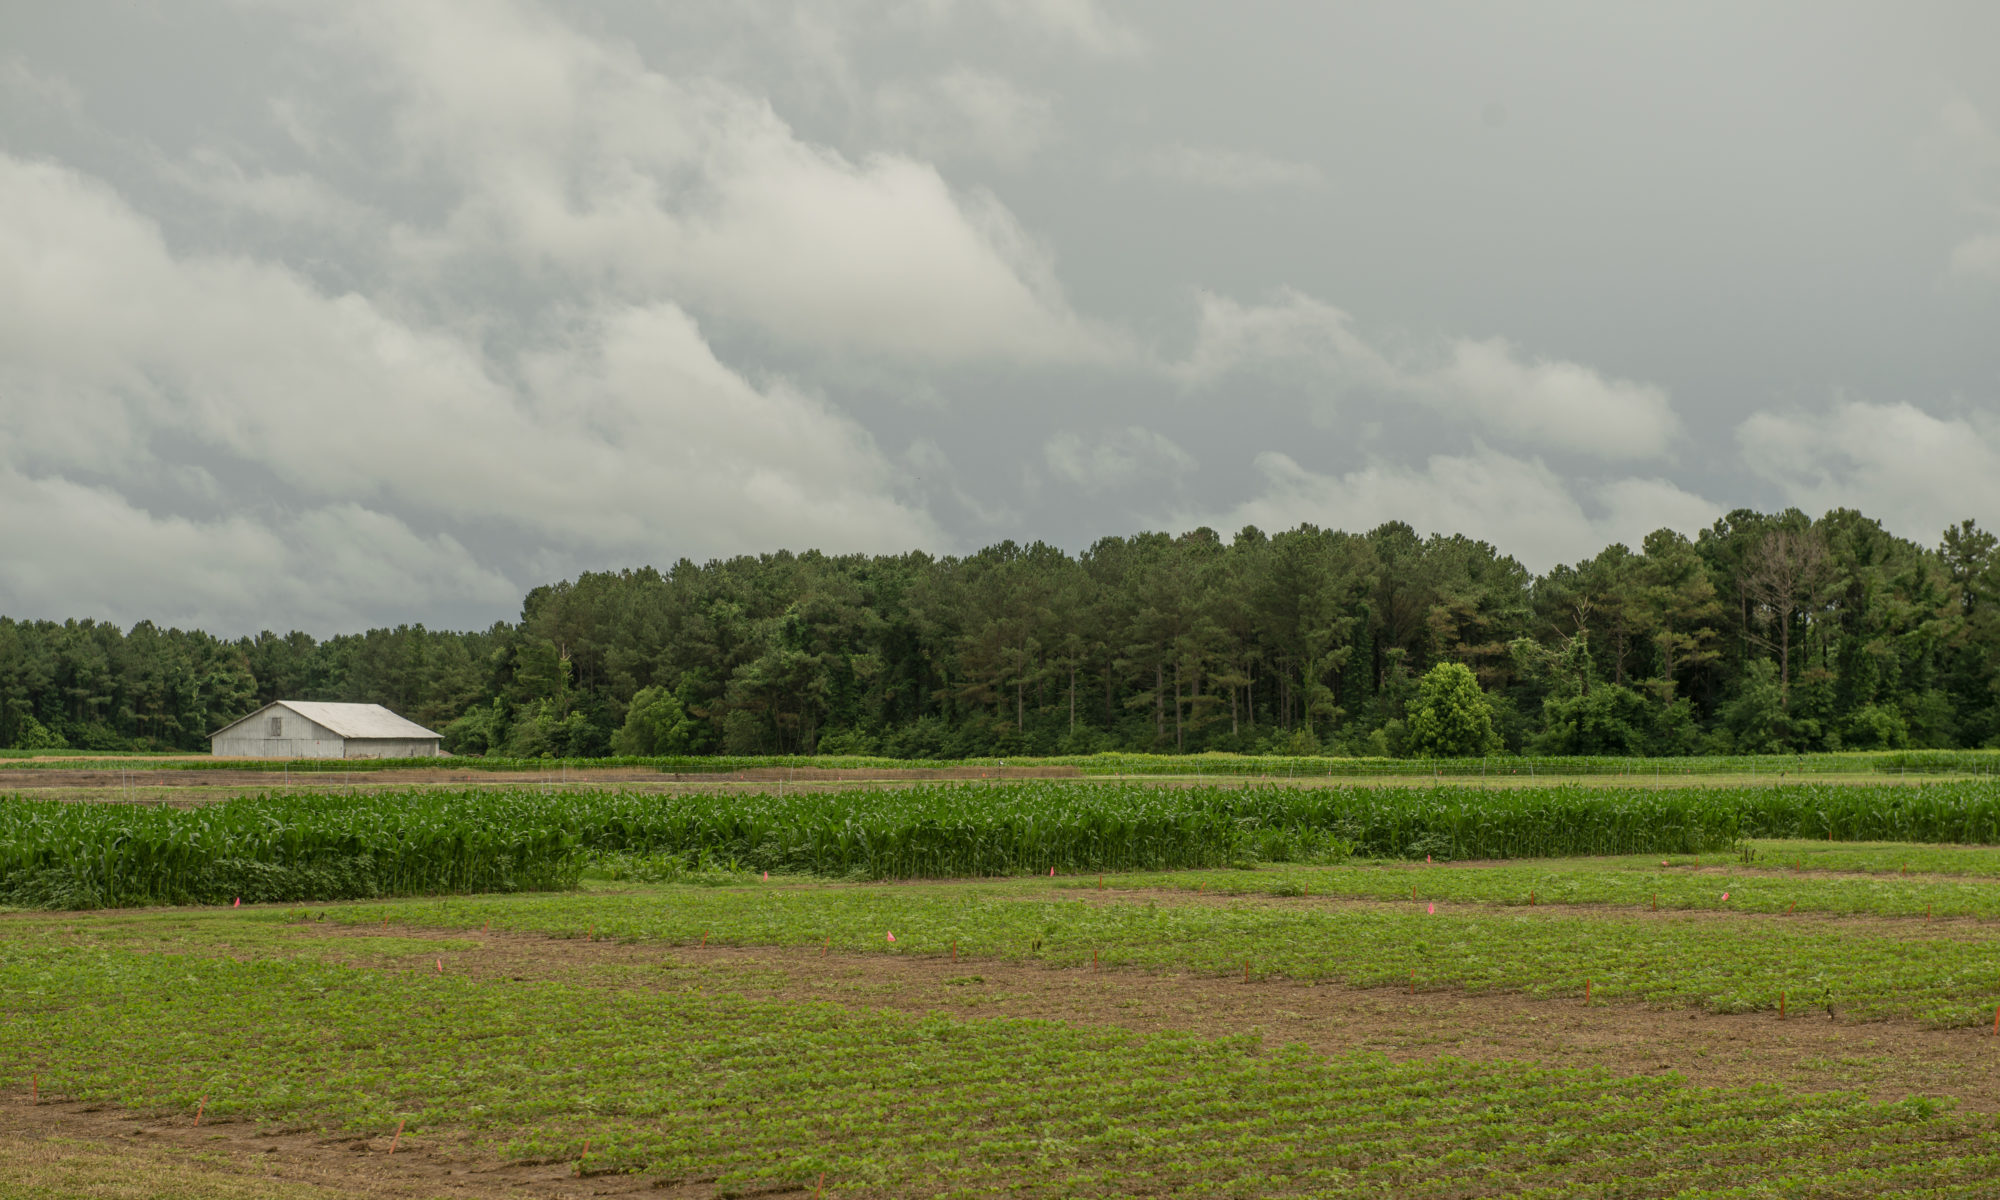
[1721,892,1730,901]
[232,898,241,908]
[1426,855,1431,864]
[762,871,769,882]
[886,931,896,943]
[1427,903,1435,914]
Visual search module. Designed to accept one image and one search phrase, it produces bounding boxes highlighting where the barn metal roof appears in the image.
[210,701,441,740]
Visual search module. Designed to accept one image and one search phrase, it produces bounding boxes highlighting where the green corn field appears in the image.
[10,779,2000,909]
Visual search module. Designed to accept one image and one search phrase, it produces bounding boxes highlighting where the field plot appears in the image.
[10,748,2000,808]
[7,781,2000,1197]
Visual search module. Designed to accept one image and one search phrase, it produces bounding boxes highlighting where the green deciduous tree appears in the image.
[1404,662,1500,757]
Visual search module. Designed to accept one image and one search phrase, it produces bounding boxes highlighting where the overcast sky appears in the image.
[4,1,1998,634]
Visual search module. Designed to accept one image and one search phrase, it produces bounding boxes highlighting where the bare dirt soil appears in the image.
[0,1098,702,1199]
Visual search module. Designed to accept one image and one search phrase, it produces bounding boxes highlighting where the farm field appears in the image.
[7,832,2000,1196]
[11,748,2000,808]
[8,781,2000,1196]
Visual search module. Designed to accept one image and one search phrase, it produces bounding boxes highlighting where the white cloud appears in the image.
[160,148,375,234]
[1120,144,1325,191]
[0,151,944,626]
[903,0,1144,57]
[874,68,1054,166]
[1178,291,1681,460]
[1009,0,1145,57]
[1043,426,1196,493]
[316,0,1112,365]
[1737,400,2000,539]
[1191,447,1718,570]
[0,467,516,632]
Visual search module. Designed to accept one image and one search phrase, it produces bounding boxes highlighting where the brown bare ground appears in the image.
[0,1098,714,1199]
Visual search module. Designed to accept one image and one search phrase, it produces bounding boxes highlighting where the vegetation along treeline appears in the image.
[5,505,2000,758]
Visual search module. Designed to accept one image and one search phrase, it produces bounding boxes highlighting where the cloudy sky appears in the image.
[4,1,1997,634]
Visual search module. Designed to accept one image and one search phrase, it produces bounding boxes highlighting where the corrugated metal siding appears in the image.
[211,735,346,758]
[211,710,347,758]
[341,738,441,759]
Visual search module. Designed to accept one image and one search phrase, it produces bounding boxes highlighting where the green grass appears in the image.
[4,919,1998,1197]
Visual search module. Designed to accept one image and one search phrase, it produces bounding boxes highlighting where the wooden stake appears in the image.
[389,1118,405,1154]
[1529,890,1536,906]
[1584,980,1592,1005]
[1779,992,1786,1020]
[1992,1005,1999,1036]
[951,940,957,962]
[577,1140,589,1177]
[1651,893,1657,911]
[1788,901,1795,913]
[817,1172,825,1199]
[1243,960,1250,983]
[1093,948,1099,971]
[588,925,595,942]
[700,932,707,949]
[195,1096,205,1127]
[30,1073,36,1103]
[1409,971,1416,995]
[822,937,829,957]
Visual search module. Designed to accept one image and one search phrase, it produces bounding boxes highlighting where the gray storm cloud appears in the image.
[0,1,1995,632]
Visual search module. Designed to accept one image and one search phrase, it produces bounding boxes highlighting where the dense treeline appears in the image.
[5,507,1999,757]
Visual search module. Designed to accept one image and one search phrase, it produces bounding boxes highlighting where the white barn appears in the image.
[210,701,443,759]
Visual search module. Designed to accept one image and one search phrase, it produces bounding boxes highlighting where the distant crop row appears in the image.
[13,747,2000,778]
[11,779,2000,909]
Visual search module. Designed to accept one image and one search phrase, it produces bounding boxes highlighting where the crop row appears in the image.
[339,878,2000,1026]
[0,791,581,908]
[4,937,1995,1196]
[0,781,1750,908]
[12,747,2000,777]
[9,779,2000,909]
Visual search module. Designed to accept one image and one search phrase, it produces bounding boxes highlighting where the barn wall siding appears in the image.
[211,736,346,758]
[341,738,441,759]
